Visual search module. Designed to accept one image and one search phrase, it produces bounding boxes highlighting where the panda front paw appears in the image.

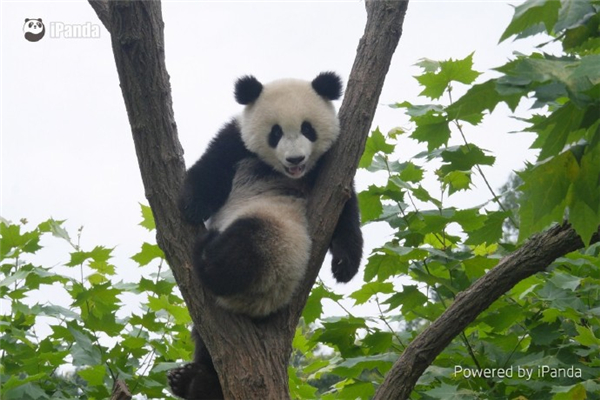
[168,363,199,398]
[331,254,360,283]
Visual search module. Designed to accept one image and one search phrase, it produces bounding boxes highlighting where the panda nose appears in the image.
[286,156,305,165]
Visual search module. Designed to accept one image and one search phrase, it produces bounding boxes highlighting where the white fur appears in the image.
[212,197,310,317]
[239,78,339,178]
[207,159,312,317]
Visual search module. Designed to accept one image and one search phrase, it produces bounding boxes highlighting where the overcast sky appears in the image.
[1,1,543,314]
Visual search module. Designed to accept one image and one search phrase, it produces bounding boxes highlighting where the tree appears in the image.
[2,0,599,399]
[86,0,409,399]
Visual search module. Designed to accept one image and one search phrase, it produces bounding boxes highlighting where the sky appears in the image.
[1,0,545,316]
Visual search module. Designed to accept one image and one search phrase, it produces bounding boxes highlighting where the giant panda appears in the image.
[168,72,363,399]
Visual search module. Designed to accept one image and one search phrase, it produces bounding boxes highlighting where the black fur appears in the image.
[234,75,263,105]
[179,120,253,225]
[168,330,223,400]
[311,71,343,100]
[193,218,268,296]
[301,121,317,142]
[330,188,363,282]
[268,125,283,148]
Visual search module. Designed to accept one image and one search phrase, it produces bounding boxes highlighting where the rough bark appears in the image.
[373,224,600,400]
[88,0,410,399]
[110,380,132,400]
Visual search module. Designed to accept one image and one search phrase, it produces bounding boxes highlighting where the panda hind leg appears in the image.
[168,328,223,399]
[193,217,269,296]
[168,363,222,400]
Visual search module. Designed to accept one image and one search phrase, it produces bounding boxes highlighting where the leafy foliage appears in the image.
[2,2,600,400]
[291,1,600,399]
[0,206,190,399]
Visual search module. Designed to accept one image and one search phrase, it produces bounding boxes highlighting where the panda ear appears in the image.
[234,75,263,105]
[312,72,343,101]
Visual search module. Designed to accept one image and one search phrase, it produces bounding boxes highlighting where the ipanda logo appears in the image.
[50,22,101,39]
[23,18,100,41]
[23,18,45,42]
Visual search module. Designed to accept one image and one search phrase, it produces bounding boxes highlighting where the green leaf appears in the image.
[334,381,376,400]
[442,170,471,194]
[303,284,343,324]
[131,243,165,266]
[67,321,103,366]
[452,208,487,232]
[38,218,71,242]
[67,246,113,267]
[147,295,190,324]
[0,222,42,258]
[531,102,586,160]
[574,324,600,346]
[0,269,31,288]
[554,0,596,32]
[357,186,384,224]
[518,151,579,241]
[359,127,395,169]
[77,364,107,386]
[500,0,561,42]
[410,113,451,152]
[393,101,444,117]
[362,331,394,354]
[316,316,366,358]
[384,285,428,312]
[462,256,499,281]
[416,53,481,100]
[363,253,409,282]
[569,145,600,245]
[438,145,495,176]
[424,382,478,400]
[349,282,395,306]
[446,80,522,123]
[551,383,588,400]
[464,211,511,246]
[139,203,156,231]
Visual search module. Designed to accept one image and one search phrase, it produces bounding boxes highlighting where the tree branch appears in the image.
[110,380,132,400]
[373,224,600,400]
[290,0,410,322]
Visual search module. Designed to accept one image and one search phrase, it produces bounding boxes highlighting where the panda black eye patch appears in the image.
[301,121,317,142]
[268,124,284,148]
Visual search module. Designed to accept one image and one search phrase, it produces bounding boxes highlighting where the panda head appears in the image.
[23,18,45,42]
[235,72,343,179]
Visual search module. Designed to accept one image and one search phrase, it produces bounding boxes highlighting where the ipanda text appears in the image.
[454,365,582,380]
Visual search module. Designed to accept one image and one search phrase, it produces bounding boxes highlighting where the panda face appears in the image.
[23,18,44,33]
[236,74,342,179]
[23,18,45,42]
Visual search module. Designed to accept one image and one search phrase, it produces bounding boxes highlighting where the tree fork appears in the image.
[89,0,410,398]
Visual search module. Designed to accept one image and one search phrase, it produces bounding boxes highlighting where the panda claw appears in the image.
[331,256,358,283]
[168,363,199,398]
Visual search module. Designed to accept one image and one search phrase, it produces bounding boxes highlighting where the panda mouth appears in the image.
[284,164,306,178]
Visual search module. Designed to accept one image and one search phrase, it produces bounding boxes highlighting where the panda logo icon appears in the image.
[23,18,45,42]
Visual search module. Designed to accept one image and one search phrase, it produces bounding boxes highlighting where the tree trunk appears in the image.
[88,0,410,398]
